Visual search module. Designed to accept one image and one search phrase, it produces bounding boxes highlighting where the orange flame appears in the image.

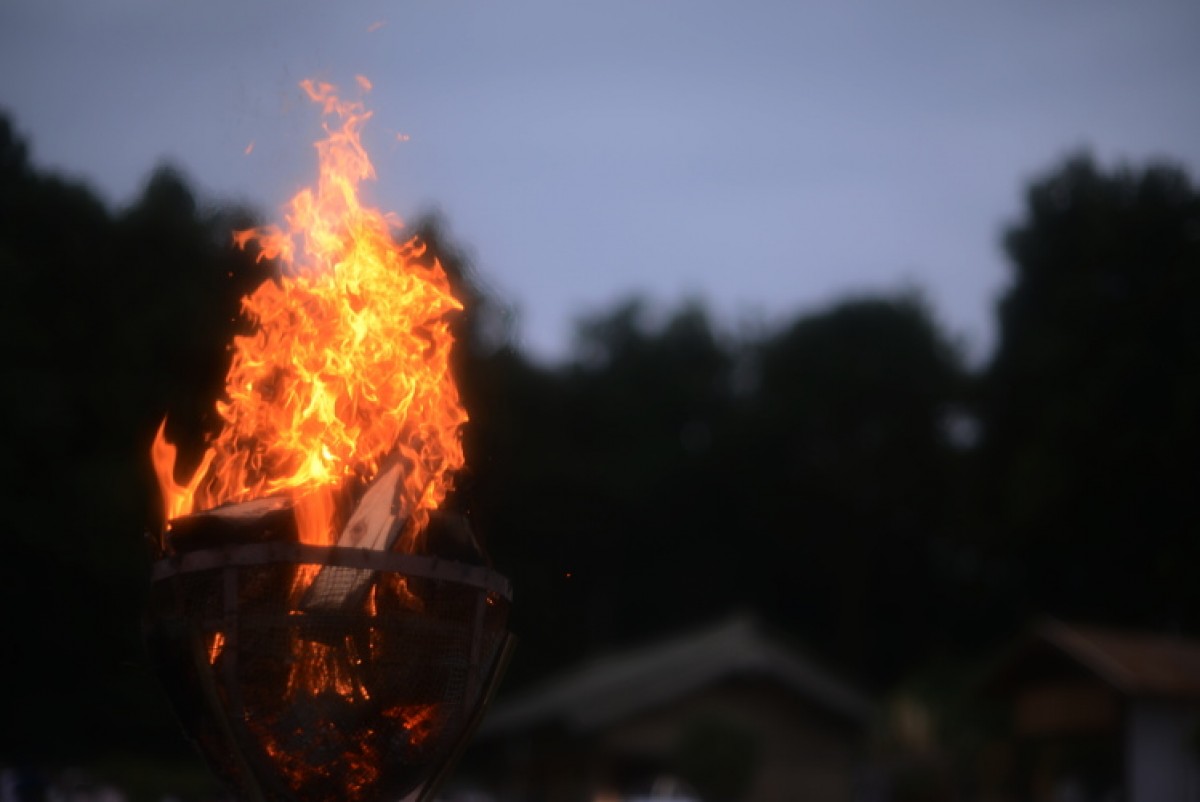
[152,78,467,549]
[207,632,226,665]
[153,78,459,801]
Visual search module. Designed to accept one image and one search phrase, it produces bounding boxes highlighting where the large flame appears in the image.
[152,78,467,549]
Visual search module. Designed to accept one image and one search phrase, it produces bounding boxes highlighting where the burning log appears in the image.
[302,461,405,611]
[163,465,487,613]
[164,496,297,554]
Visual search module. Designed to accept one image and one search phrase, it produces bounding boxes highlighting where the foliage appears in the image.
[0,115,262,760]
[979,153,1200,630]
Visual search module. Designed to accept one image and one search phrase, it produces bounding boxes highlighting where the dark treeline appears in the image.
[2,107,1199,774]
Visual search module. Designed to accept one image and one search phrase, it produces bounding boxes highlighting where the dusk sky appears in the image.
[3,1,1198,363]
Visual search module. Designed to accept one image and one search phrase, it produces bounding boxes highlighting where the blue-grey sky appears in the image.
[3,1,1198,363]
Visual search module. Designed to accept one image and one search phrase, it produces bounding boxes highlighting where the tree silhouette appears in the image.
[6,102,1199,782]
[979,152,1200,631]
[0,114,264,761]
[463,292,968,687]
[742,295,968,678]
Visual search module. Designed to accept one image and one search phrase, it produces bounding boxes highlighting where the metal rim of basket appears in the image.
[150,541,513,601]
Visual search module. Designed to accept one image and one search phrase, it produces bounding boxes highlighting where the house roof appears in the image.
[986,619,1200,700]
[477,614,874,737]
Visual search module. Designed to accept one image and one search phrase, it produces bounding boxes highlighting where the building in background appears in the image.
[466,615,874,802]
[981,620,1200,802]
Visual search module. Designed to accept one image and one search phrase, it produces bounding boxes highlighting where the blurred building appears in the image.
[467,615,874,802]
[981,620,1200,802]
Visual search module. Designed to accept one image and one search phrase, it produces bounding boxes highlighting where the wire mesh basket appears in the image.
[146,542,513,802]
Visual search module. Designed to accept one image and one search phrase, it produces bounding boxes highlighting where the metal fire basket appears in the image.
[146,542,514,802]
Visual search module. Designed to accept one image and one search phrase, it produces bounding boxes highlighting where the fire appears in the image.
[207,632,225,665]
[285,637,370,701]
[384,703,441,743]
[144,78,497,802]
[149,78,461,788]
[152,78,467,551]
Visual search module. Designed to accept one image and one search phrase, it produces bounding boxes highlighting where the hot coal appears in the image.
[146,539,514,802]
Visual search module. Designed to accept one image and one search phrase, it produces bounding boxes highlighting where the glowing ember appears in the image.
[384,703,441,743]
[285,636,370,702]
[207,632,225,665]
[152,77,467,553]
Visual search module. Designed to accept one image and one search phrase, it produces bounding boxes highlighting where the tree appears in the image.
[464,289,971,688]
[465,297,744,680]
[979,153,1200,631]
[0,113,264,760]
[742,295,968,680]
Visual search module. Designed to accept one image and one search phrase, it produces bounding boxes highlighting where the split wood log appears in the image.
[300,460,407,612]
[165,495,296,555]
[421,511,487,566]
[163,460,484,613]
